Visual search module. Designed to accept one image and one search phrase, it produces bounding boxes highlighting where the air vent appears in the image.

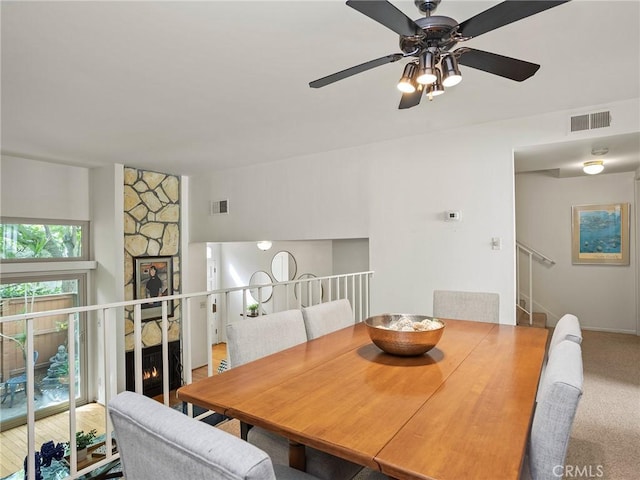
[210,199,229,215]
[570,114,589,132]
[570,111,611,132]
[590,111,611,129]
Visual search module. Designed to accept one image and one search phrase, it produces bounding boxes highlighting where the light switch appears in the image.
[491,237,502,250]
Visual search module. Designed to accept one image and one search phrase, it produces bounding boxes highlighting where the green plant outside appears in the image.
[0,223,82,260]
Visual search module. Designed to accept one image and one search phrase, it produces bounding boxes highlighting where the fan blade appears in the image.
[458,1,570,39]
[346,0,423,37]
[398,84,423,109]
[309,53,403,88]
[455,48,540,81]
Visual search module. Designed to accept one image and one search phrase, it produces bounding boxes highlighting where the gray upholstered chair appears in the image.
[549,314,582,352]
[301,299,354,340]
[433,290,500,323]
[226,309,308,368]
[536,314,582,402]
[109,391,319,480]
[524,340,583,480]
[226,309,362,480]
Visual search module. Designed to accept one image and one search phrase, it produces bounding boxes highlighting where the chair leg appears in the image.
[240,421,253,441]
[8,384,17,408]
[0,383,8,404]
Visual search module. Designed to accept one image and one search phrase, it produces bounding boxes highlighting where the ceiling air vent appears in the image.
[570,111,611,132]
[210,199,229,215]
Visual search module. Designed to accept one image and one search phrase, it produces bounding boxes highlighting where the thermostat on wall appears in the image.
[445,211,461,221]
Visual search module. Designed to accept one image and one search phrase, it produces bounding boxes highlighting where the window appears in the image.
[0,218,90,429]
[0,218,89,262]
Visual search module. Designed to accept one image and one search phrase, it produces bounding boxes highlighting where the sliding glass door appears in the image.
[0,275,87,429]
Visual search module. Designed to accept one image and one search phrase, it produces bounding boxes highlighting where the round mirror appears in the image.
[271,251,297,282]
[249,270,273,303]
[294,273,323,307]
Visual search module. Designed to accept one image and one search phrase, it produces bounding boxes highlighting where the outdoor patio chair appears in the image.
[1,351,39,408]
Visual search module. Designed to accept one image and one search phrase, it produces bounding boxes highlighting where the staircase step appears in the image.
[517,310,547,328]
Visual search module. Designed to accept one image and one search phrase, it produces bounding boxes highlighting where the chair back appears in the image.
[433,290,499,323]
[226,309,307,367]
[109,391,278,480]
[302,299,354,340]
[528,340,583,480]
[549,314,582,352]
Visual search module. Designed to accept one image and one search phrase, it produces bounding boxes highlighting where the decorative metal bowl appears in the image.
[364,314,445,356]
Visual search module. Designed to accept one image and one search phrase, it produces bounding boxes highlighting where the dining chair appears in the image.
[548,314,582,352]
[536,314,582,403]
[433,290,500,323]
[109,391,320,480]
[524,339,583,480]
[226,309,308,368]
[302,299,354,340]
[226,309,363,480]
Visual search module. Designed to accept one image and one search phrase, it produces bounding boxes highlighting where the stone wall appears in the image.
[123,168,181,351]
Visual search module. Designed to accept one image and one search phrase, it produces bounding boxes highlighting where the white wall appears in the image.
[516,171,637,333]
[332,238,369,274]
[190,98,640,326]
[186,242,209,368]
[217,240,333,324]
[89,164,125,400]
[189,153,369,242]
[1,155,90,220]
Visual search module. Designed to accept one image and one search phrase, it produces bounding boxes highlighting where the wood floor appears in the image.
[0,343,228,477]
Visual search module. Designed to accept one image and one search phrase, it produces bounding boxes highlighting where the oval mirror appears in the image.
[271,251,297,282]
[294,273,323,307]
[249,270,273,303]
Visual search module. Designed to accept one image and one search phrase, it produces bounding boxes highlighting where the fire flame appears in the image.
[143,366,159,380]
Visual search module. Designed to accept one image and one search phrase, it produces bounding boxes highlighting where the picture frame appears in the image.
[134,256,174,321]
[571,203,630,265]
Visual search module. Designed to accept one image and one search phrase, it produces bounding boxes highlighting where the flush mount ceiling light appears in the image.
[309,1,570,110]
[256,241,272,251]
[583,161,604,175]
[583,146,608,174]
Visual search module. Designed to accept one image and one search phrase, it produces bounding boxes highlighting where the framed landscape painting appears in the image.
[571,203,629,265]
[134,256,174,321]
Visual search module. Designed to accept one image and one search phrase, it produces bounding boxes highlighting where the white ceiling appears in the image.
[2,1,639,176]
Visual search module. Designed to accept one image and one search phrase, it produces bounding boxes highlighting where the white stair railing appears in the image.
[0,270,374,479]
[516,241,555,325]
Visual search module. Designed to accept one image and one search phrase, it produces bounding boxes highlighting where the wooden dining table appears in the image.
[177,319,548,480]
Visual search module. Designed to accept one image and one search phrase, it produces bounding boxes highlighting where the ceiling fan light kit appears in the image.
[309,0,571,109]
[441,55,462,87]
[397,62,419,93]
[416,50,438,84]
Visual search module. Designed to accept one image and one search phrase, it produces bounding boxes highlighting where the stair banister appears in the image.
[516,241,555,326]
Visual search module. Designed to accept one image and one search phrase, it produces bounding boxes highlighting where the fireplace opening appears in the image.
[125,340,182,397]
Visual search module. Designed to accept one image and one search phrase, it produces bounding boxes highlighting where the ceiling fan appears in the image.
[309,0,571,109]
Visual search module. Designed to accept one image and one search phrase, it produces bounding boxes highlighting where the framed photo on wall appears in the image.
[134,256,174,321]
[571,203,630,265]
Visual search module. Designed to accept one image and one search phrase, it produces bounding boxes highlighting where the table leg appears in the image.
[288,440,306,472]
